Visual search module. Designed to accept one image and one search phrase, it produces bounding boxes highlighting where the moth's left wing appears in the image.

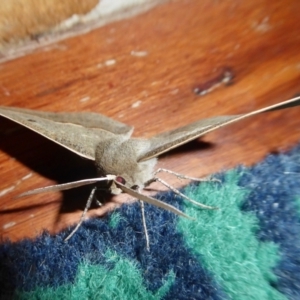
[138,96,300,161]
[0,106,133,135]
[0,107,122,160]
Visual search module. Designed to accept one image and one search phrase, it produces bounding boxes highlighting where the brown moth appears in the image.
[1,96,300,242]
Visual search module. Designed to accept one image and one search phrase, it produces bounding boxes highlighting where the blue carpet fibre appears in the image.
[1,144,300,300]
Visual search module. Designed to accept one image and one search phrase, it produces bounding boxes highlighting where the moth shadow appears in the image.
[0,119,99,217]
[159,138,214,157]
[59,186,113,215]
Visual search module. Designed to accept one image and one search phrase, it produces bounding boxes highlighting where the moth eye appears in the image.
[115,176,126,185]
[131,185,139,190]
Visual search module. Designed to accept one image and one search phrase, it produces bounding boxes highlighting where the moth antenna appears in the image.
[64,186,97,241]
[139,200,150,251]
[16,175,116,198]
[150,177,218,210]
[114,180,193,219]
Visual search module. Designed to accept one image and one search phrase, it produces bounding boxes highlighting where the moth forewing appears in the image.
[138,96,300,161]
[0,106,134,134]
[0,108,105,160]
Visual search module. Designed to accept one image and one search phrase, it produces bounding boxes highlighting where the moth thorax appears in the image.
[95,138,156,188]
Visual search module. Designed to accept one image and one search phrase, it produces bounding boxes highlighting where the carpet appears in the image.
[1,144,300,300]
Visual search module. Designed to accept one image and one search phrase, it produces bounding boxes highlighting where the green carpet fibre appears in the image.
[180,171,284,300]
[1,144,300,299]
[16,253,175,300]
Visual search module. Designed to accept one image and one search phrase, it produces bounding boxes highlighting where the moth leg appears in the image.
[139,199,150,251]
[95,199,103,207]
[154,168,219,183]
[147,177,218,210]
[64,186,97,241]
[94,187,110,207]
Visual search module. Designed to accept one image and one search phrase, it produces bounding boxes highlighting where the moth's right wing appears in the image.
[0,106,133,135]
[138,96,300,161]
[0,107,129,160]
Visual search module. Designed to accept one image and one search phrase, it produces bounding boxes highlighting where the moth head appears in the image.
[110,175,142,193]
[109,176,126,195]
[108,157,157,195]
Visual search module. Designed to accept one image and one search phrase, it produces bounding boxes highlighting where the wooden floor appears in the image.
[1,0,300,242]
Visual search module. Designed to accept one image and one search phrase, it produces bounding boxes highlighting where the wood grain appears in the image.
[1,0,300,242]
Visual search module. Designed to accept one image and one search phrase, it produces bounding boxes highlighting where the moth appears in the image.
[1,96,300,243]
